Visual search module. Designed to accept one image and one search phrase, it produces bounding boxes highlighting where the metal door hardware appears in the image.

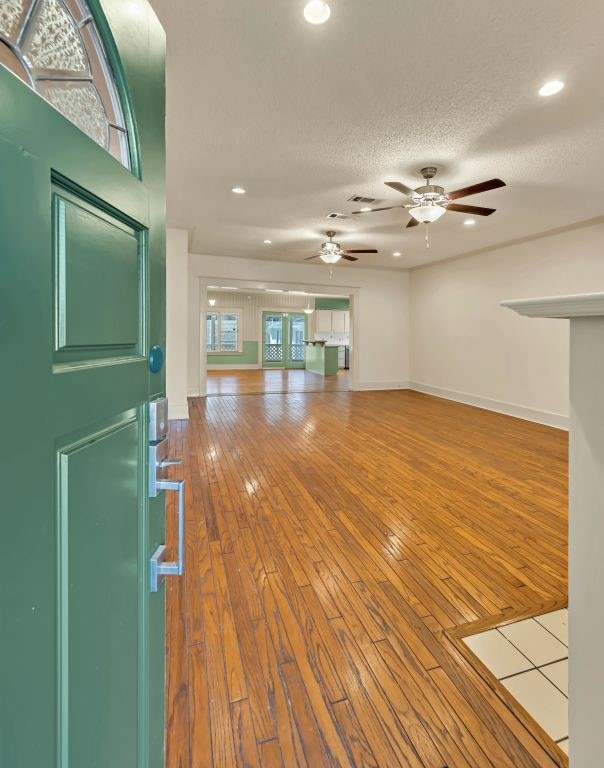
[148,397,185,592]
[149,478,185,592]
[149,396,169,442]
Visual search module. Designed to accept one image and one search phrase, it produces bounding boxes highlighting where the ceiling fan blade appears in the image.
[385,181,419,198]
[341,254,359,262]
[304,255,320,261]
[344,249,378,254]
[446,203,496,216]
[352,205,403,214]
[406,218,420,228]
[446,178,506,201]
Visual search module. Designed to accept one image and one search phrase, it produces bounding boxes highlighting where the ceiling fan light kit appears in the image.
[408,203,447,223]
[305,230,378,265]
[351,166,505,248]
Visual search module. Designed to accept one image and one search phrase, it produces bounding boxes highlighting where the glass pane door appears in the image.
[262,312,307,368]
[287,313,306,368]
[263,312,284,366]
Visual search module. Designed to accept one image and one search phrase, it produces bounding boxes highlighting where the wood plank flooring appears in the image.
[165,389,568,767]
[206,369,351,396]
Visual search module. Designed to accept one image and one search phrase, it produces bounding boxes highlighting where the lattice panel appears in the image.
[289,345,305,362]
[265,344,282,362]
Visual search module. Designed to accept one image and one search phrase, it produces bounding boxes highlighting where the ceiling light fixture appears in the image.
[464,219,476,226]
[288,290,308,295]
[231,186,246,194]
[319,240,341,264]
[303,0,330,24]
[393,251,402,257]
[408,203,446,223]
[220,286,238,290]
[304,301,314,315]
[266,289,283,293]
[263,239,272,244]
[208,298,216,307]
[539,80,564,97]
[360,207,372,212]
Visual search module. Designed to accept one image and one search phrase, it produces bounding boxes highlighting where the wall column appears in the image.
[503,291,604,767]
[166,228,189,418]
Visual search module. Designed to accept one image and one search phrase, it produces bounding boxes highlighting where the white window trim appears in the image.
[206,309,243,354]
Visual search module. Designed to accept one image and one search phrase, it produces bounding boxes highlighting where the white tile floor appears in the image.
[463,608,569,755]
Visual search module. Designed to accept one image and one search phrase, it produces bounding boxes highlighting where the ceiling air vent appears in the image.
[326,212,348,219]
[347,194,376,204]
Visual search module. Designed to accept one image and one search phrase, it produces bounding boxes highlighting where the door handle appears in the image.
[149,478,185,592]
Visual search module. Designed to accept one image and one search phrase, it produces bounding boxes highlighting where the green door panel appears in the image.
[59,416,141,767]
[55,193,141,350]
[0,1,166,767]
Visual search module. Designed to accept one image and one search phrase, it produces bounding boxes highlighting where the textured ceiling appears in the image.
[150,0,604,269]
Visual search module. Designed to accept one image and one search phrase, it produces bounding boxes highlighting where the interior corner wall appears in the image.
[409,221,604,429]
[187,253,410,396]
[166,228,189,419]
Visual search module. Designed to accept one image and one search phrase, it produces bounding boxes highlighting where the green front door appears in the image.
[262,311,307,369]
[0,2,167,767]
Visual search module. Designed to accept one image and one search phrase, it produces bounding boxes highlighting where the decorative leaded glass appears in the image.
[0,0,29,42]
[0,0,131,168]
[23,0,89,75]
[38,80,107,146]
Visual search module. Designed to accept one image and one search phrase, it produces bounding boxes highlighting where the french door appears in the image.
[0,2,166,767]
[262,312,307,368]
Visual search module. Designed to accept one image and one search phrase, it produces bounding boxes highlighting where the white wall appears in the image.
[166,228,189,418]
[410,220,604,428]
[187,249,410,396]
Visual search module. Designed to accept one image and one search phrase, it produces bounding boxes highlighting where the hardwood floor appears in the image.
[206,369,351,396]
[165,390,568,767]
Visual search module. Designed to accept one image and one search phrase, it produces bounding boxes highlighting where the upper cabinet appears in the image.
[331,311,346,333]
[315,309,350,334]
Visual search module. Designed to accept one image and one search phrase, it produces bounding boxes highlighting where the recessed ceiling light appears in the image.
[360,207,372,212]
[304,0,330,24]
[393,251,402,257]
[539,80,564,97]
[464,219,476,226]
[263,239,272,244]
[231,187,246,194]
[266,289,283,293]
[288,290,308,295]
[220,286,238,290]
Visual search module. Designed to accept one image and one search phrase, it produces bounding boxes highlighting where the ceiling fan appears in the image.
[353,167,505,244]
[304,230,378,264]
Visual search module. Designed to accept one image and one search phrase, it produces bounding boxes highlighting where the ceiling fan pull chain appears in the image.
[425,222,430,249]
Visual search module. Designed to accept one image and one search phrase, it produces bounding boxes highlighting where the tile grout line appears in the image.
[533,613,569,649]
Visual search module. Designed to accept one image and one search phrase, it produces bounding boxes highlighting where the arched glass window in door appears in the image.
[0,0,131,168]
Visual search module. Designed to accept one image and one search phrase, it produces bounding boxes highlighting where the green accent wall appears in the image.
[315,298,350,310]
[207,340,258,365]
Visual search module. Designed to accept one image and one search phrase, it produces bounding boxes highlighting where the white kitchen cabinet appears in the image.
[331,311,346,332]
[315,310,332,333]
[315,309,350,334]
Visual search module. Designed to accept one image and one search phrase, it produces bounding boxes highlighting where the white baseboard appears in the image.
[206,363,260,371]
[409,382,569,430]
[355,380,410,391]
[168,402,190,420]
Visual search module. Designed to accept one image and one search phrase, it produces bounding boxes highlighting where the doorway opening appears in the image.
[200,283,354,396]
